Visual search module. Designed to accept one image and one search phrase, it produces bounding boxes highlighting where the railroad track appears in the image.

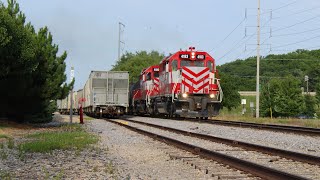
[140,114,320,136]
[191,119,320,136]
[134,115,320,136]
[105,118,320,180]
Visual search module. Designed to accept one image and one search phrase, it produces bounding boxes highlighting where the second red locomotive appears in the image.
[131,47,223,119]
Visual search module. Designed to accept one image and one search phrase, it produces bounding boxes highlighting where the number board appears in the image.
[153,68,159,71]
[179,54,189,59]
[196,54,205,60]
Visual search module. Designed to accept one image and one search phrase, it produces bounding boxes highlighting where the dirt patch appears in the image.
[0,113,80,141]
[0,121,33,139]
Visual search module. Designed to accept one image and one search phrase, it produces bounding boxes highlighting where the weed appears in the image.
[93,166,99,172]
[0,170,12,180]
[0,124,9,129]
[18,145,26,161]
[84,117,94,121]
[278,119,289,124]
[75,148,81,156]
[54,169,64,180]
[21,128,97,153]
[7,138,14,149]
[125,174,131,180]
[59,124,83,132]
[42,166,50,180]
[0,143,4,149]
[105,161,115,174]
[0,149,8,160]
[0,134,8,139]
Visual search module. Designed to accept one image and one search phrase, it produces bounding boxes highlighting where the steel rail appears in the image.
[207,119,320,136]
[165,117,320,136]
[105,119,307,180]
[122,118,320,166]
[138,115,320,136]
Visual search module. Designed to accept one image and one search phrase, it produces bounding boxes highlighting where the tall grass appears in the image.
[0,134,8,139]
[218,96,320,128]
[20,124,98,153]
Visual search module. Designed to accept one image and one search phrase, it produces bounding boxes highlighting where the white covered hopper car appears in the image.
[83,71,129,118]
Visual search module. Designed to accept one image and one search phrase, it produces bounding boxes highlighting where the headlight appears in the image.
[210,94,215,98]
[182,93,188,98]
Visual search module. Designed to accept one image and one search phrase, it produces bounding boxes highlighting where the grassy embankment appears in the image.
[20,124,98,153]
[0,122,98,153]
[218,96,320,128]
[0,122,98,179]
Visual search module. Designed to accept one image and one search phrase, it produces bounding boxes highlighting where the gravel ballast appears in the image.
[126,116,320,156]
[122,119,320,179]
[86,119,250,179]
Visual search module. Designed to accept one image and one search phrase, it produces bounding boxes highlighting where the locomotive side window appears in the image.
[207,61,213,71]
[162,62,166,72]
[172,60,178,71]
[146,72,151,81]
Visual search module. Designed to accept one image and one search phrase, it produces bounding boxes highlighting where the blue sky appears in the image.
[12,0,320,89]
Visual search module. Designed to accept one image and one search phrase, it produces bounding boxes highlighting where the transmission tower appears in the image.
[118,22,125,62]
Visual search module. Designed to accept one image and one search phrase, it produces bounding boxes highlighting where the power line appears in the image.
[273,14,320,33]
[217,36,248,59]
[263,58,320,61]
[272,0,298,12]
[218,22,268,60]
[273,6,320,19]
[273,27,320,37]
[273,34,320,48]
[218,1,297,62]
[222,18,272,60]
[210,17,246,52]
[259,0,297,16]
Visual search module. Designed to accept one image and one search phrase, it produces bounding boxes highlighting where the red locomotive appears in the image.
[131,65,160,115]
[131,47,223,118]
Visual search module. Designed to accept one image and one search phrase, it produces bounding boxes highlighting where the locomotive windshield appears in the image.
[154,71,159,77]
[180,60,204,67]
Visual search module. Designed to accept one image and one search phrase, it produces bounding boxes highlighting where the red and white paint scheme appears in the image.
[131,47,222,118]
[131,65,160,114]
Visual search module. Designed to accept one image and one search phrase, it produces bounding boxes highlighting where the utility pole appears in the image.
[305,75,309,94]
[256,0,261,118]
[70,66,74,123]
[118,22,125,62]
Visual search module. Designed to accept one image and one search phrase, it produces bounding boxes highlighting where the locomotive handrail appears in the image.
[217,78,223,102]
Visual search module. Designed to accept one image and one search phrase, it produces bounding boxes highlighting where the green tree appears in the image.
[0,0,37,120]
[261,77,304,117]
[303,94,316,117]
[315,83,320,107]
[260,80,278,118]
[219,73,241,111]
[23,27,73,122]
[112,51,164,83]
[0,0,72,122]
[220,49,320,91]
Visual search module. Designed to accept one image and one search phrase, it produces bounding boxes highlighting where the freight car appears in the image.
[83,71,129,118]
[57,92,78,115]
[131,47,223,119]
